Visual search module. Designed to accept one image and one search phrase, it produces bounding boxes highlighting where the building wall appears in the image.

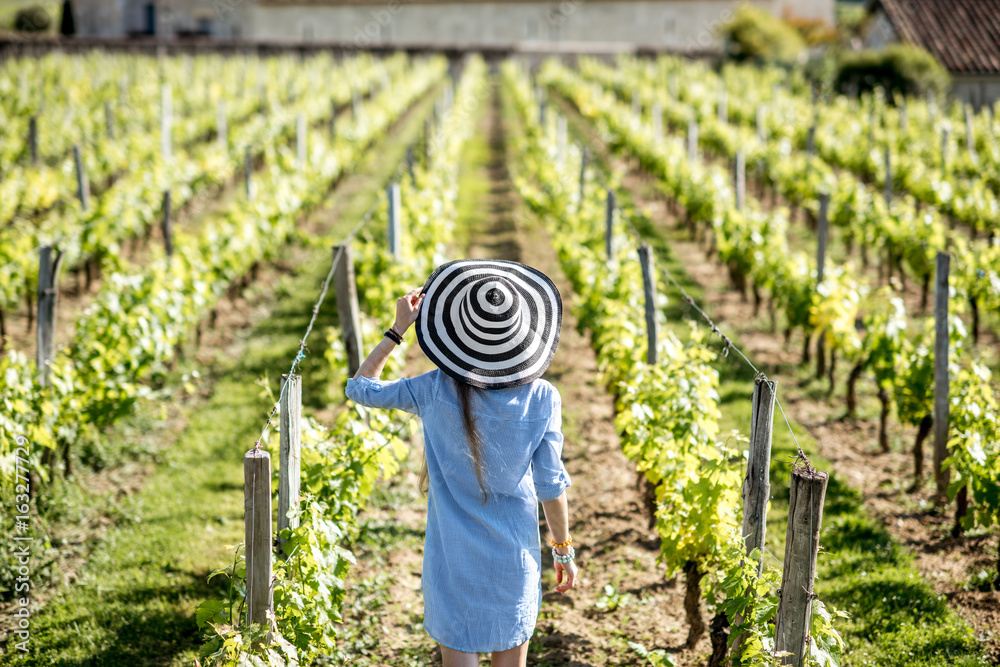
[244,0,831,50]
[69,0,835,47]
[74,0,242,37]
[953,74,1000,109]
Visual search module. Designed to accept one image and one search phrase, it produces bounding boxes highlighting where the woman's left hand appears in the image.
[394,288,425,334]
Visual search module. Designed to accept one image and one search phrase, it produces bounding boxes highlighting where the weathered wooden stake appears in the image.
[652,100,662,140]
[406,145,416,186]
[687,120,698,163]
[539,99,547,128]
[245,147,253,201]
[743,378,776,563]
[717,88,727,123]
[941,128,949,170]
[605,189,616,262]
[353,89,362,119]
[964,105,978,163]
[899,101,907,133]
[105,101,114,140]
[557,115,567,166]
[734,150,746,211]
[217,101,227,150]
[36,246,63,388]
[816,193,830,283]
[815,192,830,376]
[161,84,172,162]
[73,145,90,211]
[733,378,777,659]
[756,105,766,143]
[884,148,893,205]
[334,244,364,377]
[161,190,173,257]
[631,90,640,118]
[278,373,302,557]
[933,252,951,504]
[244,448,273,640]
[330,99,337,139]
[637,244,658,364]
[807,123,816,156]
[296,113,307,170]
[28,116,38,164]
[387,182,402,260]
[774,466,829,667]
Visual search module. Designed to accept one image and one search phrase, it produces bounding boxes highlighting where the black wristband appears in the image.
[384,329,403,345]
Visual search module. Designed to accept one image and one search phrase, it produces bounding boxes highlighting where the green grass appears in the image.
[0,87,438,667]
[551,96,990,667]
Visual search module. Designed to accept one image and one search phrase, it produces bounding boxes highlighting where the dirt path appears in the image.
[549,91,1000,663]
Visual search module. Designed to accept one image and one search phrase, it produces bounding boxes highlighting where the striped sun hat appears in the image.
[415,259,563,389]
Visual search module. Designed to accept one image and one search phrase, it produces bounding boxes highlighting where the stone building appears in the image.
[69,0,834,53]
[864,0,1000,107]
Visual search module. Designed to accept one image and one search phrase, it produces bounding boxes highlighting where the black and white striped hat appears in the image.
[416,259,562,389]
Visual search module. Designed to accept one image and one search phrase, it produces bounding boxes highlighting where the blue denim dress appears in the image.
[345,369,571,653]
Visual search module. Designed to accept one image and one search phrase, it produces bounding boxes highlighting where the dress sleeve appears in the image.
[532,391,572,502]
[344,374,425,415]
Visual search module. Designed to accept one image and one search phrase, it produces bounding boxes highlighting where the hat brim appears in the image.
[416,259,562,389]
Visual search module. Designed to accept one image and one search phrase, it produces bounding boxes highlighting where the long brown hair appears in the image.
[419,378,488,504]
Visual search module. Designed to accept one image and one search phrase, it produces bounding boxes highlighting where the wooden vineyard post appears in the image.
[278,373,301,558]
[631,90,640,118]
[406,145,416,186]
[105,101,114,140]
[883,148,892,206]
[161,190,173,258]
[73,145,89,211]
[652,100,662,141]
[933,252,951,503]
[217,101,227,151]
[637,244,658,365]
[387,182,402,261]
[605,189,616,262]
[964,105,978,163]
[941,128,949,171]
[578,147,588,212]
[330,98,337,139]
[733,377,777,660]
[296,113,307,170]
[774,466,829,667]
[557,115,567,167]
[353,88,361,119]
[243,448,273,643]
[539,99,547,128]
[333,244,363,377]
[161,84,172,162]
[756,105,766,143]
[29,116,38,164]
[734,150,745,212]
[36,246,63,388]
[245,147,253,201]
[815,193,830,380]
[687,120,698,163]
[807,122,816,156]
[717,88,727,123]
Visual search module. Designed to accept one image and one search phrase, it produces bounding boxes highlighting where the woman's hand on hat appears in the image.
[394,288,425,334]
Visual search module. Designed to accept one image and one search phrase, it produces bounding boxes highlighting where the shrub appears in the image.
[14,5,51,33]
[835,43,950,100]
[722,5,806,65]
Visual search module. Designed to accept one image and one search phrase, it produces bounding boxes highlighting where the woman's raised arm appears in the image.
[353,288,424,380]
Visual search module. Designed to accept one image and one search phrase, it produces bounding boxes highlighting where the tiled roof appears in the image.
[873,0,1000,74]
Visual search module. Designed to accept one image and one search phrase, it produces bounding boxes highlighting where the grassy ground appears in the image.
[0,87,438,667]
[552,98,990,666]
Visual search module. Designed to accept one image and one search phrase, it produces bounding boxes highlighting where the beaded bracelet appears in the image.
[551,546,575,564]
[550,536,572,549]
[384,327,403,345]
